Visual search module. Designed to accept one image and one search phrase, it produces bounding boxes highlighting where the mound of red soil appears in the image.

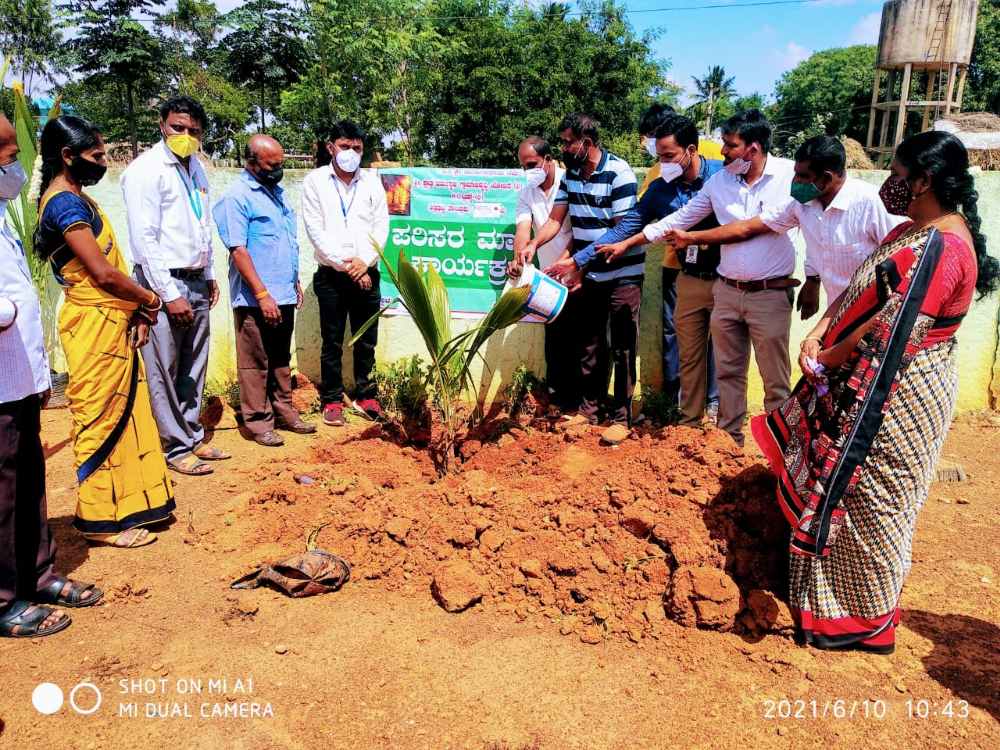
[207,422,790,644]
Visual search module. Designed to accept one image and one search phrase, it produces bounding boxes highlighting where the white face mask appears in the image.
[660,161,683,184]
[524,166,546,188]
[644,137,658,158]
[335,148,362,173]
[725,157,752,176]
[0,160,27,200]
[725,145,756,176]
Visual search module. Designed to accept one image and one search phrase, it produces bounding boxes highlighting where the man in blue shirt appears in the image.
[212,135,315,447]
[547,114,723,427]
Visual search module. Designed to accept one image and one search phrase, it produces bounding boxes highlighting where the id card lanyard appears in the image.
[333,176,357,220]
[334,175,358,256]
[176,165,204,220]
[176,164,209,254]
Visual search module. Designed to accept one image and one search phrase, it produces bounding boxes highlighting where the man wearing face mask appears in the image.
[549,114,723,426]
[522,113,638,427]
[633,104,722,414]
[302,120,389,428]
[663,136,905,317]
[597,110,797,447]
[121,95,225,476]
[510,136,578,411]
[212,135,314,448]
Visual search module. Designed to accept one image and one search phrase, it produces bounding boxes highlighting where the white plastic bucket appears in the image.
[507,264,568,324]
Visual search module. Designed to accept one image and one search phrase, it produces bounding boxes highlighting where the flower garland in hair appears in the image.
[26,154,43,205]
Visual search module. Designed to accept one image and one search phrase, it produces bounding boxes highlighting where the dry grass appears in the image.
[941,111,1000,133]
[842,137,874,169]
[967,148,1000,170]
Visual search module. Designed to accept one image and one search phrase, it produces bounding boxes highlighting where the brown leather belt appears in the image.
[720,275,800,292]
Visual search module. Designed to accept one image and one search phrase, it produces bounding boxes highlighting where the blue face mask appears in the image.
[0,159,27,200]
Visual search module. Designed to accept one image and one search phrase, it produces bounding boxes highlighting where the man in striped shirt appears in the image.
[522,113,638,426]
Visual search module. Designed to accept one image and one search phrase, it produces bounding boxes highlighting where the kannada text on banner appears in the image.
[378,167,528,317]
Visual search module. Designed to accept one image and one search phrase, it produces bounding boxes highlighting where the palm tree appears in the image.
[691,65,736,133]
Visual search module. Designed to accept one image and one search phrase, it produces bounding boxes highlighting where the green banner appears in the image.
[378,167,527,316]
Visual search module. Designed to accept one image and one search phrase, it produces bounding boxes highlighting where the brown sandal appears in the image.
[194,445,231,461]
[85,527,157,548]
[168,454,213,475]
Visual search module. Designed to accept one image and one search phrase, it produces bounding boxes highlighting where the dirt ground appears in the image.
[0,404,997,749]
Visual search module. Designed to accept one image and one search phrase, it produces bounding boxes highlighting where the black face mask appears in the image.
[563,139,589,170]
[69,156,107,187]
[255,165,284,187]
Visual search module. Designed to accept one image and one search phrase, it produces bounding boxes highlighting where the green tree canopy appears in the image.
[0,0,68,96]
[424,0,669,167]
[967,0,1000,114]
[61,0,168,157]
[770,44,877,153]
[218,0,309,131]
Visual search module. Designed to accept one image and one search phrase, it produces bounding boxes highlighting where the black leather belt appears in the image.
[169,268,205,280]
[683,269,718,281]
[720,275,800,292]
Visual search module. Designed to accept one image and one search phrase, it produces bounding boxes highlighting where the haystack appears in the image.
[939,111,1000,133]
[841,137,874,169]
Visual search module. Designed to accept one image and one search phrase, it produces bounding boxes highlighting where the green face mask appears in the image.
[790,180,821,204]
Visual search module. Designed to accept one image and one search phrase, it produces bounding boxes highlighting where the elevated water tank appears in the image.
[877,0,979,68]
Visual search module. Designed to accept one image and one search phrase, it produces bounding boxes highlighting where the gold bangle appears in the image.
[255,289,270,300]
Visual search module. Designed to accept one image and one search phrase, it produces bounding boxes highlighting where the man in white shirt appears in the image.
[121,96,224,476]
[510,136,577,411]
[664,135,906,313]
[0,112,100,637]
[598,110,797,445]
[302,120,389,427]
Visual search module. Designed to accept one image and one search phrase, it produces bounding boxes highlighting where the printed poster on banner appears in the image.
[377,167,532,319]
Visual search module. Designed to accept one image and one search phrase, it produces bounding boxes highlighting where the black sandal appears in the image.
[0,600,71,638]
[35,577,104,609]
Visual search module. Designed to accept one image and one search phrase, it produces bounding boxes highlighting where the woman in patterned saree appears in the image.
[752,131,999,654]
[35,116,175,548]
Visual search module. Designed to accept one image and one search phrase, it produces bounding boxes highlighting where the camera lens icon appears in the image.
[32,681,102,716]
[31,683,63,715]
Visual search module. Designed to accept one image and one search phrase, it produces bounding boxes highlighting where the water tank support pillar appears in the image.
[894,63,913,147]
[944,63,965,117]
[921,71,938,131]
[878,70,896,157]
[867,68,883,149]
[955,66,968,109]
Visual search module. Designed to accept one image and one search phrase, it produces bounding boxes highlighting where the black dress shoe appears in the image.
[276,419,317,435]
[254,430,285,447]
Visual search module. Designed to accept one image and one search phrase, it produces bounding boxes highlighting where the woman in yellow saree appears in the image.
[34,116,174,548]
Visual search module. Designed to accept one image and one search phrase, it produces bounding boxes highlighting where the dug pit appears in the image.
[209,422,791,644]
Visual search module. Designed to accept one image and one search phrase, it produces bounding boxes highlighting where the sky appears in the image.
[211,0,888,104]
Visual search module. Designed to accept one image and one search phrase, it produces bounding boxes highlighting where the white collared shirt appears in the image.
[515,166,573,268]
[644,155,798,281]
[761,176,907,301]
[120,140,214,301]
[0,215,50,403]
[301,166,390,270]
